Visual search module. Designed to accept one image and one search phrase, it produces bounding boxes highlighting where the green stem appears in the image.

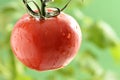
[41,0,46,17]
[23,0,72,19]
[9,49,17,80]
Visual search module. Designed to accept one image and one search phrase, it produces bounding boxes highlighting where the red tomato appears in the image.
[11,11,82,71]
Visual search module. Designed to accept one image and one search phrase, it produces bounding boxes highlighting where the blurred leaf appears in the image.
[86,21,120,48]
[57,67,74,77]
[79,51,104,76]
[0,6,17,15]
[110,45,120,63]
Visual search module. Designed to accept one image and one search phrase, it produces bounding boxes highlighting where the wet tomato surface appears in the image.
[11,12,82,71]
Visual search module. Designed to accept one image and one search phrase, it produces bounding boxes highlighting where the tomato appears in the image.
[11,0,82,71]
[11,12,82,71]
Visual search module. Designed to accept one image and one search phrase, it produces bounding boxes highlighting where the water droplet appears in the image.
[61,49,67,56]
[67,33,71,39]
[14,35,17,38]
[52,55,59,67]
[26,38,31,43]
[15,47,18,51]
[62,52,66,56]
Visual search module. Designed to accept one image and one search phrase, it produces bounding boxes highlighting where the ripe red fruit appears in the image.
[11,0,82,71]
[11,12,82,71]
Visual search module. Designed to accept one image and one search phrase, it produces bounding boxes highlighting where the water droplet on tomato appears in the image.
[60,49,68,56]
[52,56,59,67]
[15,47,18,52]
[67,33,71,39]
[14,35,17,39]
[27,38,31,43]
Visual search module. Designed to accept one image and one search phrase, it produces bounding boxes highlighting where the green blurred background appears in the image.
[0,0,120,80]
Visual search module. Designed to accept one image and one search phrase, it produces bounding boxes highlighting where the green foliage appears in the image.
[0,0,120,80]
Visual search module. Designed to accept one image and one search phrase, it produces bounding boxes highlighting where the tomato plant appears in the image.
[10,0,82,71]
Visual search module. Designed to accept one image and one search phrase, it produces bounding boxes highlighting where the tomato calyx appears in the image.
[23,0,71,19]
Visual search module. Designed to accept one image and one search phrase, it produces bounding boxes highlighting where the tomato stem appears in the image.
[23,0,72,19]
[23,0,43,19]
[60,0,71,11]
[41,0,46,18]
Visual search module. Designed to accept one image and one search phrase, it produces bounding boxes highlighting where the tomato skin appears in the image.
[11,12,82,71]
